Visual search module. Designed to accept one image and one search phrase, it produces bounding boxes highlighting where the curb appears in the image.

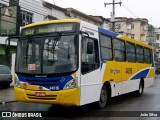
[0,100,15,105]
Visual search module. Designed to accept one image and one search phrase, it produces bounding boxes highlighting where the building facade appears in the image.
[113,17,149,43]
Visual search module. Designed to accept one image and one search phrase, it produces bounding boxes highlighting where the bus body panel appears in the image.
[98,26,154,98]
[14,86,80,106]
[14,19,155,106]
[14,72,80,106]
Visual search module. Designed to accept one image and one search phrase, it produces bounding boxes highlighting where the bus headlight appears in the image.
[63,78,78,90]
[15,75,21,88]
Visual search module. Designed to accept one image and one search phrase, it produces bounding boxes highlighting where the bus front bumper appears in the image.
[14,86,80,106]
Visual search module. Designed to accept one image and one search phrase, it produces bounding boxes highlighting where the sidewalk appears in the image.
[0,87,15,104]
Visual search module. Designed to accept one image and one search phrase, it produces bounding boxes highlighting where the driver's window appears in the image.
[81,37,100,74]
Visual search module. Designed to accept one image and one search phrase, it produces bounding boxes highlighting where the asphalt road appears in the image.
[1,77,160,120]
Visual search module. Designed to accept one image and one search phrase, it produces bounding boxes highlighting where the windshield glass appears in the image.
[16,34,78,74]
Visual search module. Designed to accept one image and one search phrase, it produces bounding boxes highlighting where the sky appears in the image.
[45,0,160,27]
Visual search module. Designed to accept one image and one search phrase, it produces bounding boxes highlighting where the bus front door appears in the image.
[80,36,101,105]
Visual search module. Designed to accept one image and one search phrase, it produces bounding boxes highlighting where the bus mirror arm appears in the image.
[8,36,20,42]
[9,36,20,39]
[80,31,89,37]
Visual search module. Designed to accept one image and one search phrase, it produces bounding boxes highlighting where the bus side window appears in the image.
[81,37,100,74]
[100,34,113,61]
[144,48,151,63]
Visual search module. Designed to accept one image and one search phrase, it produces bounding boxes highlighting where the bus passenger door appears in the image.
[80,36,101,105]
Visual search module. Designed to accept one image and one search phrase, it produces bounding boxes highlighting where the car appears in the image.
[0,65,12,88]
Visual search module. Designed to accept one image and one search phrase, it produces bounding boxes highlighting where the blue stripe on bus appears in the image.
[130,69,149,80]
[98,27,119,38]
[17,75,73,90]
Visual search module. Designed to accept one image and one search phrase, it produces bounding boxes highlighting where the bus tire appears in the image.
[136,80,144,96]
[96,85,107,109]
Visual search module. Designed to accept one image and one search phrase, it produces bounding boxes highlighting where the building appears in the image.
[90,16,110,30]
[113,17,149,43]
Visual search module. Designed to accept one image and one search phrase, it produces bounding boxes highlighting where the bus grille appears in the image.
[25,79,60,86]
[27,94,57,100]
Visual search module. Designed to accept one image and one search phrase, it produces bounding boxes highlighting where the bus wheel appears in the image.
[136,80,144,96]
[96,85,107,109]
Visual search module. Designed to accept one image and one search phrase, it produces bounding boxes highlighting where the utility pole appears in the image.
[104,0,122,32]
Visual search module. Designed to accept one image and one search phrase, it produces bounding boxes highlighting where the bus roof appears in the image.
[23,19,80,29]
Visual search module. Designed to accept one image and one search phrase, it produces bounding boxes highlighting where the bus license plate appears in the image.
[35,92,46,97]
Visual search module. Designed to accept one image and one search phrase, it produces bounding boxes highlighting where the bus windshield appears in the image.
[15,34,78,74]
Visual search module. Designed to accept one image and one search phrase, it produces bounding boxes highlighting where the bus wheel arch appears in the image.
[96,81,111,109]
[104,81,111,102]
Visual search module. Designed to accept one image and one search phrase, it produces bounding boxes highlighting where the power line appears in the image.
[114,0,138,18]
[121,3,138,18]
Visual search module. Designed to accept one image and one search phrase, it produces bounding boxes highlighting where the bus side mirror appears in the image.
[87,42,93,54]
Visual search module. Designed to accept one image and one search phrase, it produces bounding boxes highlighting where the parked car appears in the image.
[0,65,12,88]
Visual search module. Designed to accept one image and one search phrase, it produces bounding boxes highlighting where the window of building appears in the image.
[144,48,151,63]
[100,34,113,61]
[114,39,125,61]
[126,22,134,29]
[156,34,160,40]
[140,34,145,42]
[115,23,121,30]
[127,34,135,39]
[156,43,160,47]
[20,10,33,26]
[141,22,147,30]
[126,42,136,62]
[136,45,144,63]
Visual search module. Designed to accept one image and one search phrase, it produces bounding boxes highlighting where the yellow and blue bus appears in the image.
[14,19,155,108]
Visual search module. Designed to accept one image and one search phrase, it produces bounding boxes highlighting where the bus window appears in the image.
[100,34,113,61]
[126,42,136,62]
[81,37,99,74]
[114,39,125,62]
[144,48,151,63]
[136,45,144,63]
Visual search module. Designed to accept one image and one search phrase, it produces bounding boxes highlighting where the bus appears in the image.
[14,19,155,108]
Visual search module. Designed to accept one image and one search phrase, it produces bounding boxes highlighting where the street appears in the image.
[0,77,160,120]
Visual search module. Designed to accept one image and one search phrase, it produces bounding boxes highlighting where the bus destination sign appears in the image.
[22,23,76,36]
[23,28,34,36]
